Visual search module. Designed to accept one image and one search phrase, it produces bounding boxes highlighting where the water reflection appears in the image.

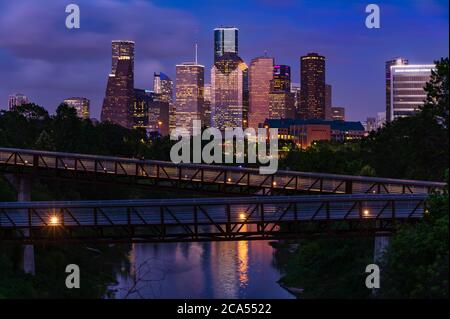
[110,237,293,299]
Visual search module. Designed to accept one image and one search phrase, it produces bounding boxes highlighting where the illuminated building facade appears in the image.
[101,40,135,128]
[385,57,408,122]
[63,97,90,119]
[268,65,295,119]
[265,118,365,148]
[330,106,345,121]
[214,27,238,62]
[248,56,274,129]
[271,65,291,92]
[211,53,248,130]
[133,89,153,129]
[203,84,212,127]
[8,93,29,110]
[175,62,205,133]
[153,72,174,131]
[299,53,326,120]
[133,89,169,136]
[269,92,296,119]
[389,64,434,121]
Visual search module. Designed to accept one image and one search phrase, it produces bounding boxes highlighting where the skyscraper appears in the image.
[8,93,29,110]
[175,62,205,133]
[63,97,90,119]
[133,89,169,136]
[133,89,153,130]
[385,57,408,122]
[101,40,135,128]
[211,52,248,130]
[248,56,274,129]
[389,64,434,121]
[214,27,238,62]
[269,65,295,119]
[325,84,332,120]
[299,53,326,120]
[153,72,174,131]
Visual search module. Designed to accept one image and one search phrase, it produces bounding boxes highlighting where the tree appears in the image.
[380,171,449,298]
[422,57,449,129]
[34,130,56,151]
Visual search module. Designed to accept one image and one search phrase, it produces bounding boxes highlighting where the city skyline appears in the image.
[0,0,448,122]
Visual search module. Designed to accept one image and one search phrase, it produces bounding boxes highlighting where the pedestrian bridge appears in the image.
[0,194,428,243]
[0,147,445,195]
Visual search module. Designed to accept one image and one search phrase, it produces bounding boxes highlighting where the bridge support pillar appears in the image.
[4,174,35,276]
[373,233,390,264]
[372,232,390,296]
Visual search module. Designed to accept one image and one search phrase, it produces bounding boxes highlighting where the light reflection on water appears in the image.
[110,236,293,299]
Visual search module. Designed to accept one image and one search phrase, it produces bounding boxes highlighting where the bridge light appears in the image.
[425,209,430,215]
[272,181,277,186]
[227,178,232,182]
[239,213,246,220]
[49,215,60,226]
[363,209,370,216]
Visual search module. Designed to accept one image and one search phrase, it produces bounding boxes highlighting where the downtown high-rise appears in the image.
[268,65,295,119]
[153,72,174,131]
[248,56,274,129]
[101,40,135,128]
[175,62,205,133]
[385,57,408,122]
[211,52,248,130]
[389,63,435,121]
[8,93,29,110]
[63,97,90,119]
[299,53,326,120]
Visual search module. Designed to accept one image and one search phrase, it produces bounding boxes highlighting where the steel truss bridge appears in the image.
[0,194,429,243]
[0,147,445,195]
[0,147,445,243]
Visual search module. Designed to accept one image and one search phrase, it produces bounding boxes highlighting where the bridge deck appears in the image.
[0,194,428,243]
[0,147,445,195]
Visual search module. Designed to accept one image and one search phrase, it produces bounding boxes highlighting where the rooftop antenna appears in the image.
[195,43,198,64]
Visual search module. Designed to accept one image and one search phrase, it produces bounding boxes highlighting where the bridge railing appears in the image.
[0,194,428,242]
[0,147,446,195]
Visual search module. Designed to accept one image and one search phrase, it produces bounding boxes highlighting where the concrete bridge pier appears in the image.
[4,174,35,275]
[373,233,390,264]
[372,232,390,296]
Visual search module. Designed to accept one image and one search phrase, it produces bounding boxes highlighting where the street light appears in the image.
[49,215,60,226]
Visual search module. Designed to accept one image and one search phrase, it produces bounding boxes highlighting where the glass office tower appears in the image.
[214,27,239,62]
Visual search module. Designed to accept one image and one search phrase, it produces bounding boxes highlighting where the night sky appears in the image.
[0,0,448,121]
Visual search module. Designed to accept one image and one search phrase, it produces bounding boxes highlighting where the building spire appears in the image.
[195,43,198,64]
